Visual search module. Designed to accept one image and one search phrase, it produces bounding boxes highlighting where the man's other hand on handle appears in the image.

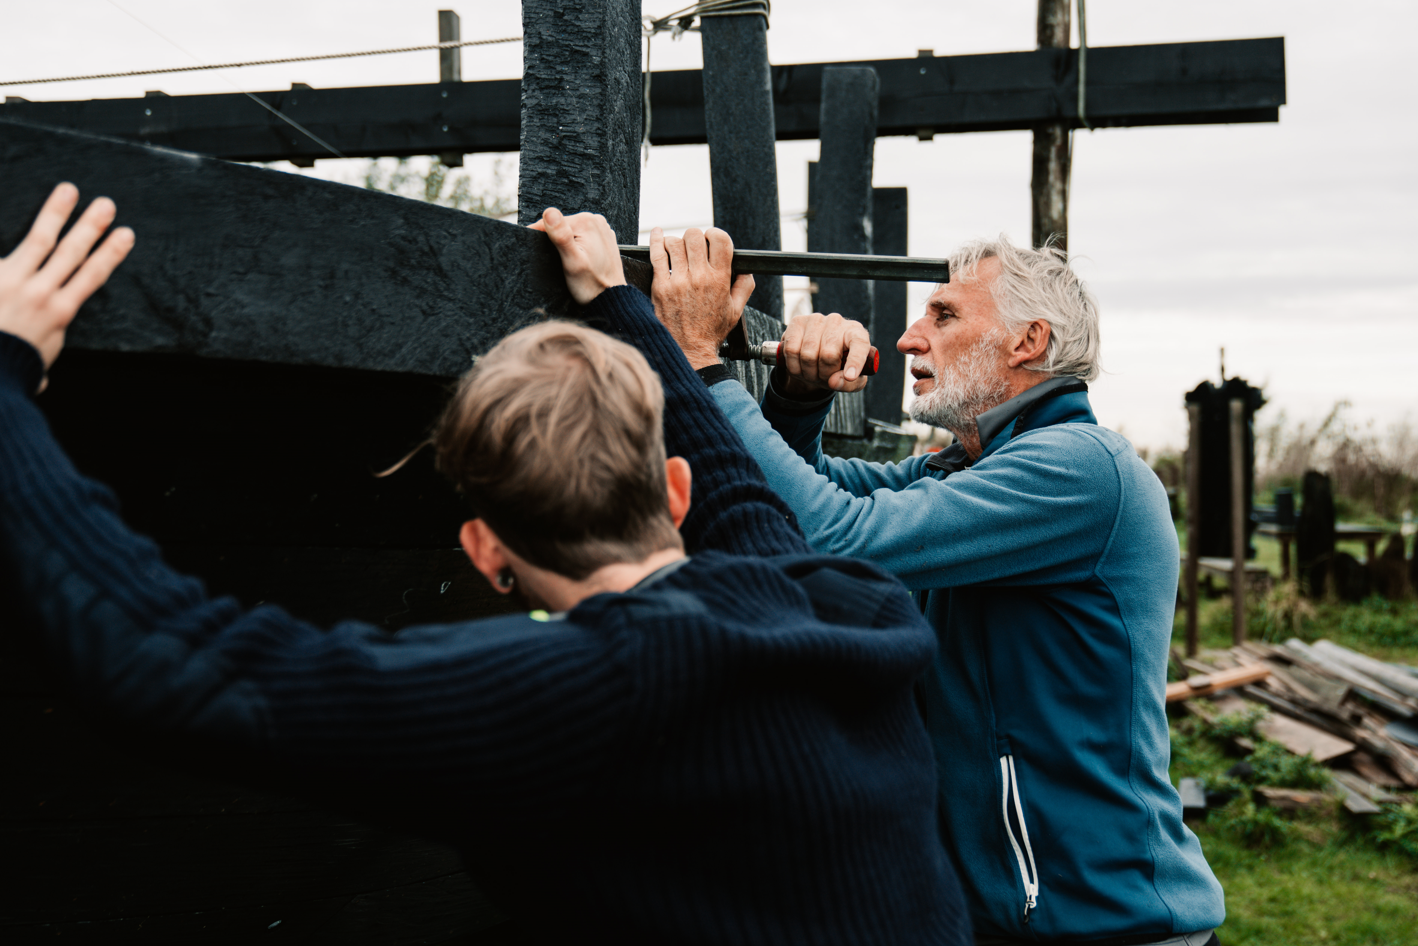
[530,207,627,305]
[778,312,872,396]
[0,183,135,391]
[648,226,754,371]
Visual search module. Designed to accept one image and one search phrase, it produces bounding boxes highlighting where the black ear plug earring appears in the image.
[496,567,515,591]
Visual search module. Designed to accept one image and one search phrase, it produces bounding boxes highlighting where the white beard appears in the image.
[908,331,1010,437]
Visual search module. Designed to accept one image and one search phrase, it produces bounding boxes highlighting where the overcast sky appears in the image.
[4,1,1414,451]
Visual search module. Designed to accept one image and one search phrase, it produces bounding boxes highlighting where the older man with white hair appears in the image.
[648,232,1226,946]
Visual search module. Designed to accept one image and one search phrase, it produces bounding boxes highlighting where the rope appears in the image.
[640,1,771,162]
[0,37,521,88]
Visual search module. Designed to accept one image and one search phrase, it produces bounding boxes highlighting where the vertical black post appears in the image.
[811,67,878,438]
[1184,402,1202,656]
[1229,399,1248,643]
[518,0,642,244]
[700,13,783,321]
[438,10,464,168]
[867,187,907,426]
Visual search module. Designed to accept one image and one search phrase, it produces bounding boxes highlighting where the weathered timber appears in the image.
[0,118,575,375]
[1230,398,1248,643]
[811,68,878,438]
[1298,469,1336,596]
[1031,0,1071,248]
[868,187,909,425]
[0,40,1286,162]
[701,13,784,320]
[1313,639,1418,701]
[518,0,641,242]
[1164,664,1270,702]
[1254,787,1331,812]
[1185,377,1265,559]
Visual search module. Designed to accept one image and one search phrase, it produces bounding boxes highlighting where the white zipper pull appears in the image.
[1000,755,1041,925]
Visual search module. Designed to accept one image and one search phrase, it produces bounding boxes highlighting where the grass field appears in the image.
[1169,535,1418,944]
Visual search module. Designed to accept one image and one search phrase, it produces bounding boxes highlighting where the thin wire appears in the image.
[100,0,345,159]
[0,37,521,88]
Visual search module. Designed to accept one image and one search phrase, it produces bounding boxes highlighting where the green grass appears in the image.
[1169,717,1418,944]
[1167,546,1418,944]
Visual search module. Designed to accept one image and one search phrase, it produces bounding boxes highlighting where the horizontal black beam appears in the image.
[0,38,1284,163]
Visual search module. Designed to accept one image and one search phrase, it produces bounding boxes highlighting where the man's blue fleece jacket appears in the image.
[700,368,1225,942]
[0,287,969,946]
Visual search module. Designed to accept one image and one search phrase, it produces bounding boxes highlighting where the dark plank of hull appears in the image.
[0,39,1286,162]
[34,349,468,549]
[0,118,577,377]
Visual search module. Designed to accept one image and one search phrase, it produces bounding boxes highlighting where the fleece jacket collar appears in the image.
[925,376,1095,473]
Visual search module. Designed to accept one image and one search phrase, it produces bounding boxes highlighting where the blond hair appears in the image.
[434,321,682,579]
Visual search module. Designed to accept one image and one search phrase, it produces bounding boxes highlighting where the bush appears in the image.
[1212,796,1293,849]
[1370,803,1418,860]
[1245,741,1331,791]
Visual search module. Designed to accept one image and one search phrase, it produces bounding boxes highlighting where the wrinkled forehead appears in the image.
[926,256,1002,317]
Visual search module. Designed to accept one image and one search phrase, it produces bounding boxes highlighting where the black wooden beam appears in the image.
[0,39,1284,163]
[0,118,578,378]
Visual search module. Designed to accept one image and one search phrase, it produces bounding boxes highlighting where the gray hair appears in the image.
[946,236,1101,382]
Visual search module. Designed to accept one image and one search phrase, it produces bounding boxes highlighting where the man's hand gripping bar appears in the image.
[617,245,950,375]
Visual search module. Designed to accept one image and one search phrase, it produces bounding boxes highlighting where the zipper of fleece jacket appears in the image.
[1000,753,1039,923]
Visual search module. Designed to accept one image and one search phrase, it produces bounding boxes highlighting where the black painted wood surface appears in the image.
[0,343,524,941]
[701,14,783,320]
[0,40,1285,162]
[518,0,642,242]
[0,118,576,377]
[810,69,878,439]
[867,188,909,426]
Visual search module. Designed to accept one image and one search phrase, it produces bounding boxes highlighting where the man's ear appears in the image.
[1007,319,1051,370]
[460,519,511,593]
[666,456,692,529]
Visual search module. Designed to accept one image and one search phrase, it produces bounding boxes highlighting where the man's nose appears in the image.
[898,324,926,355]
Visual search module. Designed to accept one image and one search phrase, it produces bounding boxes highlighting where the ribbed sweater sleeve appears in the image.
[581,286,810,558]
[0,331,628,797]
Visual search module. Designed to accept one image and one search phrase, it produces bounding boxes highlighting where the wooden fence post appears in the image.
[701,11,784,320]
[868,187,908,426]
[438,10,464,167]
[1186,401,1202,656]
[1230,398,1247,643]
[518,0,642,243]
[1031,0,1070,249]
[812,66,878,437]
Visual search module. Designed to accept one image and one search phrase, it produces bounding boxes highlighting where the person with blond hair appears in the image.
[621,225,1226,946]
[0,184,971,945]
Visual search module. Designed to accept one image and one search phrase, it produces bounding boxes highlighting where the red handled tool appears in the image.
[743,339,880,376]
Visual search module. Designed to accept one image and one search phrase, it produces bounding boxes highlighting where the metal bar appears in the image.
[0,39,1285,163]
[617,246,949,283]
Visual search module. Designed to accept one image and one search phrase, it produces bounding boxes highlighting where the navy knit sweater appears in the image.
[0,286,968,945]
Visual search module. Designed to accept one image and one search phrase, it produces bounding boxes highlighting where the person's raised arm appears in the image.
[532,208,810,558]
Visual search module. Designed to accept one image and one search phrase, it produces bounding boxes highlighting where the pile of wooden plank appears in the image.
[1174,639,1418,814]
